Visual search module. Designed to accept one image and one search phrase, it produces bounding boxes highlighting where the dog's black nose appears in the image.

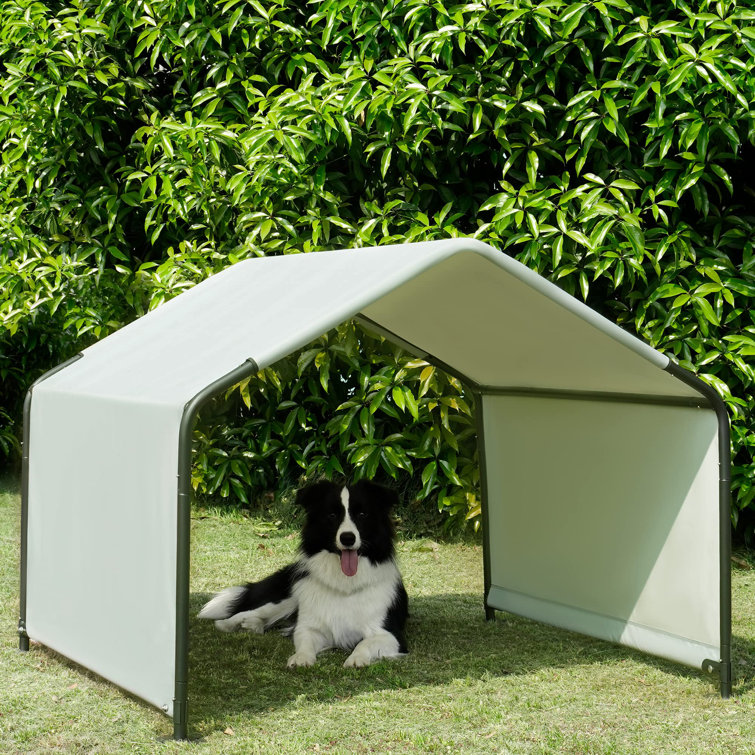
[339,531,356,548]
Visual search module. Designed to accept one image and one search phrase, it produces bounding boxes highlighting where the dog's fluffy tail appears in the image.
[198,585,246,620]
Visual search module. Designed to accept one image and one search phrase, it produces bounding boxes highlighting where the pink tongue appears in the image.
[340,549,358,576]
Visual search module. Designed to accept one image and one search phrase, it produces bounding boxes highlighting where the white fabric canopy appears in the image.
[21,239,730,737]
[32,239,701,401]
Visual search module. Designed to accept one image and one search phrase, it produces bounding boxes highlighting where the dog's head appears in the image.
[296,480,398,575]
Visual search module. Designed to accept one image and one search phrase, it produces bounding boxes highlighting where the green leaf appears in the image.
[421,461,437,494]
[526,150,539,185]
[711,164,733,194]
[566,229,591,248]
[369,386,390,414]
[552,234,564,267]
[694,297,719,326]
[654,284,687,299]
[392,386,406,411]
[403,388,419,421]
[380,147,392,178]
[472,102,483,132]
[603,93,619,121]
[611,179,640,191]
[359,407,373,436]
[702,62,738,97]
[624,224,644,255]
[665,60,695,93]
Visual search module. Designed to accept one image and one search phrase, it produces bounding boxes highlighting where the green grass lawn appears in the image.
[2,476,755,753]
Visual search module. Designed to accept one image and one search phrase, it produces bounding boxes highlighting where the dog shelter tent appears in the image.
[20,238,731,738]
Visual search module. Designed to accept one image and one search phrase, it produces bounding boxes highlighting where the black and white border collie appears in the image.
[198,480,408,668]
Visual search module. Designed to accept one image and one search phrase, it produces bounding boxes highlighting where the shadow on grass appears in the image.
[186,590,747,735]
[733,634,755,695]
[17,590,754,743]
[0,473,20,496]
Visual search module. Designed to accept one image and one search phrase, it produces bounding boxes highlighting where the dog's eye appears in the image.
[327,511,338,520]
[355,511,367,519]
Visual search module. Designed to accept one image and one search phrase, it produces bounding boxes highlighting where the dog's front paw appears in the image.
[287,651,317,668]
[344,648,373,668]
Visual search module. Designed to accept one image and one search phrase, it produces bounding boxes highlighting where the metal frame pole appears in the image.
[664,361,732,698]
[474,393,495,621]
[173,359,259,740]
[19,354,84,652]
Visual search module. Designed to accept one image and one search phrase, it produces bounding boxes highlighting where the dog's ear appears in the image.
[295,481,338,510]
[352,479,399,510]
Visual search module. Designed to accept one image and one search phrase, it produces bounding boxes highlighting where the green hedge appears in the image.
[1,0,754,535]
[192,324,479,530]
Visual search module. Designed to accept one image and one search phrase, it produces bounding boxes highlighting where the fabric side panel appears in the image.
[25,387,180,715]
[482,394,720,662]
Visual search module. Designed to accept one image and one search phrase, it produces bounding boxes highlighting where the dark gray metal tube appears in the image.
[19,389,33,653]
[173,358,260,740]
[479,385,708,409]
[354,315,482,391]
[474,393,495,621]
[356,315,492,618]
[354,315,430,361]
[19,353,84,651]
[664,360,732,698]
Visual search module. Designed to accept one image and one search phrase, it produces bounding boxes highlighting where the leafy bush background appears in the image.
[1,0,754,535]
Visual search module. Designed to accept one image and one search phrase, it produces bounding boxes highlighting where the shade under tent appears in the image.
[20,239,731,739]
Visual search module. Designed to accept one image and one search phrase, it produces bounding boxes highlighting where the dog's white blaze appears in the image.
[336,486,361,551]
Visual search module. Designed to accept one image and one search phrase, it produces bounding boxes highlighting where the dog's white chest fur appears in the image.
[294,552,401,648]
[285,551,404,667]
